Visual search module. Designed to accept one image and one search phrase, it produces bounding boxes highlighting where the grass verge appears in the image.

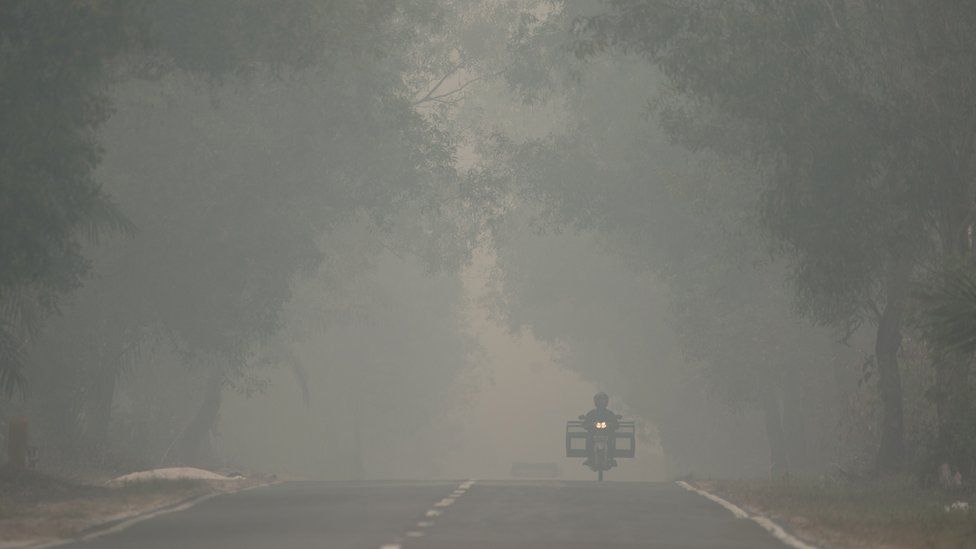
[698,478,976,549]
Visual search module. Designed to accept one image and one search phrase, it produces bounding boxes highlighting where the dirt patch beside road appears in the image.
[0,468,268,547]
[696,478,976,549]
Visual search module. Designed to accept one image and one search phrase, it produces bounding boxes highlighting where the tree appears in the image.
[469,45,857,475]
[0,0,455,396]
[4,0,480,468]
[575,0,976,473]
[0,0,141,395]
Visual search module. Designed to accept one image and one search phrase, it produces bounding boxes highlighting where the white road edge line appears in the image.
[675,480,748,519]
[675,481,820,549]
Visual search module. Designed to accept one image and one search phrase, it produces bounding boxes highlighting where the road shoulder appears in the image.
[0,469,271,548]
[693,478,976,549]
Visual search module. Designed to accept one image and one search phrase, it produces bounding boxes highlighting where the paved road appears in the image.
[65,480,792,548]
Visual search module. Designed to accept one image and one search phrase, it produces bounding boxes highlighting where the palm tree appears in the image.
[918,267,976,355]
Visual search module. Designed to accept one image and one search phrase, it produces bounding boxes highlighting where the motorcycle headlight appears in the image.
[595,422,607,429]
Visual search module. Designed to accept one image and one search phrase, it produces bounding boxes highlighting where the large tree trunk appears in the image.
[875,273,907,474]
[177,369,224,465]
[762,389,789,479]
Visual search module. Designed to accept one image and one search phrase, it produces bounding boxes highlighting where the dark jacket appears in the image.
[583,407,619,431]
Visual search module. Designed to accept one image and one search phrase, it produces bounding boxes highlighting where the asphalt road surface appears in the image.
[64,480,794,549]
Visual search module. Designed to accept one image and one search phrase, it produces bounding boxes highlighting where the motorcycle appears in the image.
[566,415,635,481]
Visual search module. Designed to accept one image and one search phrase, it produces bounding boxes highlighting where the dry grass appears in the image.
[699,478,976,549]
[0,468,261,545]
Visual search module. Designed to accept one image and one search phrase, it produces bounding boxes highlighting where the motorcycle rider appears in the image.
[582,392,619,467]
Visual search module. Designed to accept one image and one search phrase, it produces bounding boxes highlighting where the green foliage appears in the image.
[0,1,494,474]
[577,1,935,325]
[566,0,976,473]
[0,1,135,292]
[0,0,469,395]
[469,36,857,474]
[0,1,146,394]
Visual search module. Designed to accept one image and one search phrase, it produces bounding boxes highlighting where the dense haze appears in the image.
[3,0,976,491]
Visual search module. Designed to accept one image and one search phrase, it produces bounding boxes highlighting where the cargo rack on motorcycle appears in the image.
[565,420,636,459]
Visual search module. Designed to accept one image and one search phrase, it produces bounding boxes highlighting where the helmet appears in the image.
[593,392,609,408]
